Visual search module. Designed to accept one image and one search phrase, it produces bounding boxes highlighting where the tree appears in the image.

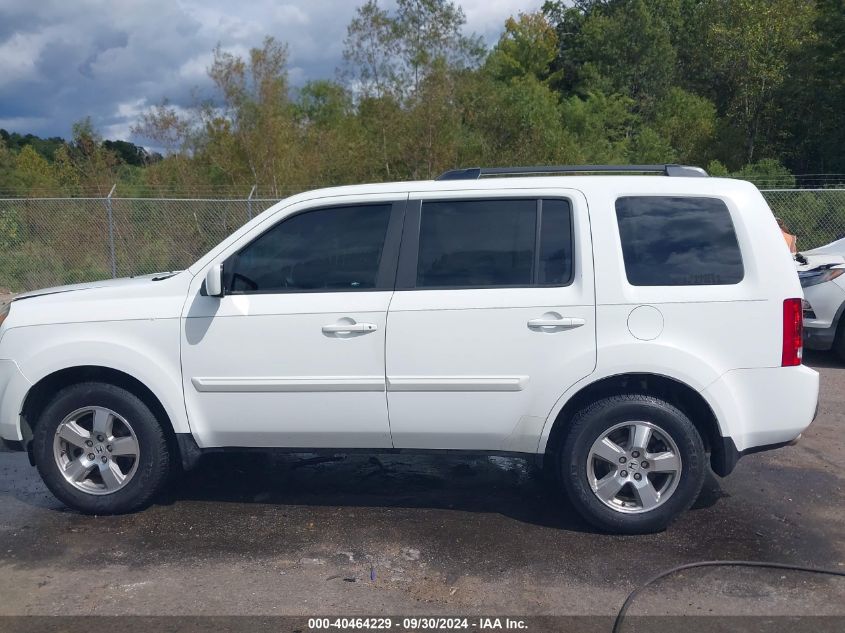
[102,140,155,166]
[343,0,483,101]
[342,0,482,178]
[560,91,636,163]
[698,0,817,165]
[61,118,122,196]
[779,0,845,174]
[542,0,677,111]
[652,87,717,164]
[13,145,57,192]
[486,12,562,85]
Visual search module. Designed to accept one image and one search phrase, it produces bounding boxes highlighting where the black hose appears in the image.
[613,560,845,633]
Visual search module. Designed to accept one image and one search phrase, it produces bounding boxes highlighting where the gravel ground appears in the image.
[0,352,842,621]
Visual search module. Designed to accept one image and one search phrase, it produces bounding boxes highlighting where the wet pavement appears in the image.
[0,352,843,618]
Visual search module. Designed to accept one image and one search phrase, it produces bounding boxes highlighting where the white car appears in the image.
[797,240,845,360]
[0,165,818,534]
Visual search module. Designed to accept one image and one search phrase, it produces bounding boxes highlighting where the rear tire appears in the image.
[32,382,171,514]
[558,394,706,534]
[833,319,845,363]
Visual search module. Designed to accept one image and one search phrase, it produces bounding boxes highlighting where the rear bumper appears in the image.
[705,364,819,463]
[712,434,804,477]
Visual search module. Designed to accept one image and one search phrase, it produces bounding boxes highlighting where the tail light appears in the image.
[782,298,803,366]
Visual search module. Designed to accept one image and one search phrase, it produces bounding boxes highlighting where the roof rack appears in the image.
[435,164,709,181]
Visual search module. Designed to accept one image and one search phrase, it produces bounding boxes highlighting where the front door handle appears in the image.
[322,321,378,334]
[527,317,586,329]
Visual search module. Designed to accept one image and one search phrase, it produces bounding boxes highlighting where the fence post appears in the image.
[247,184,256,220]
[106,184,117,278]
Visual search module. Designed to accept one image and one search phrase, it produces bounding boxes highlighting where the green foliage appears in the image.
[733,159,795,185]
[1,0,845,291]
[486,13,562,85]
[706,160,730,177]
[560,91,635,163]
[652,88,717,164]
[1,0,842,200]
[780,0,845,174]
[698,0,817,165]
[0,129,65,161]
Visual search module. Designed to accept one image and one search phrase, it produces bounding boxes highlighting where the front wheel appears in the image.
[559,394,706,534]
[32,382,171,514]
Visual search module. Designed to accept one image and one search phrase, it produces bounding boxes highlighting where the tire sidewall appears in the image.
[561,396,706,534]
[33,383,168,514]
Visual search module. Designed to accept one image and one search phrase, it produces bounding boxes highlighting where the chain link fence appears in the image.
[0,196,279,292]
[0,189,843,293]
[760,189,845,254]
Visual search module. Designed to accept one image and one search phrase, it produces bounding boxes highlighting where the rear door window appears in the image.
[537,199,573,285]
[412,198,574,289]
[416,199,537,288]
[615,196,744,286]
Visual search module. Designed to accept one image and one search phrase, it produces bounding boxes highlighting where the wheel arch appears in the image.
[539,372,729,475]
[20,366,182,463]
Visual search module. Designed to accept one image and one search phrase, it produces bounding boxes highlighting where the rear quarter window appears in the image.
[615,196,744,286]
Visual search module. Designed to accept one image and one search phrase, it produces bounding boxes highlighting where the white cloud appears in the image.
[460,0,542,39]
[0,0,542,142]
[0,32,43,86]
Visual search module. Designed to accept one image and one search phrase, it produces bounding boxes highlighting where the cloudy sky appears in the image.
[0,0,540,146]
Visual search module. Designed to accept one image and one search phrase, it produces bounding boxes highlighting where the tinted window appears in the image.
[538,199,573,285]
[226,204,391,293]
[615,196,743,286]
[416,199,536,288]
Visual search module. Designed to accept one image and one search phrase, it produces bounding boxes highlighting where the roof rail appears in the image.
[435,164,709,181]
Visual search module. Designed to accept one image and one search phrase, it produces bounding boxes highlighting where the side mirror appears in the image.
[205,263,224,297]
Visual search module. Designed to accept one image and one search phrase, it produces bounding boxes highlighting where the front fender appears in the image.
[0,320,189,438]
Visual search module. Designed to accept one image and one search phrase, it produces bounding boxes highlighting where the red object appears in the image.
[782,298,803,366]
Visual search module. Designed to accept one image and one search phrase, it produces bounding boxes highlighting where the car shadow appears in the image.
[159,451,725,534]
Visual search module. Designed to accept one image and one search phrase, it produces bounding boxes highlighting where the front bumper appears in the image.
[802,281,845,350]
[0,437,23,452]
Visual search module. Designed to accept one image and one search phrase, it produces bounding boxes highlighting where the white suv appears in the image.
[0,165,819,533]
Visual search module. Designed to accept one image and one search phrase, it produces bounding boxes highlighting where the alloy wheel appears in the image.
[586,420,682,514]
[52,406,140,495]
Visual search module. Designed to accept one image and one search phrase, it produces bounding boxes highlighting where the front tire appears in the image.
[559,394,706,534]
[32,382,171,514]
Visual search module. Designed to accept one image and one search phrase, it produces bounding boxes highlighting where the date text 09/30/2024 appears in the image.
[308,617,528,630]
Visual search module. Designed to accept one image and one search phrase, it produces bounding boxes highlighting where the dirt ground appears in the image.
[0,352,842,623]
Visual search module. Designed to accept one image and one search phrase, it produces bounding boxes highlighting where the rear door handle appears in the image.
[527,317,586,329]
[322,322,378,334]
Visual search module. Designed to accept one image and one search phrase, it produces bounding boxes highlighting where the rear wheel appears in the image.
[32,382,171,514]
[559,394,706,534]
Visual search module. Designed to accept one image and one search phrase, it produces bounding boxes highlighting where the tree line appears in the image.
[1,0,844,198]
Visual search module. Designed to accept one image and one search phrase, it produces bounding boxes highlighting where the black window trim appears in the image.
[395,196,576,291]
[221,199,407,295]
[614,194,746,287]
